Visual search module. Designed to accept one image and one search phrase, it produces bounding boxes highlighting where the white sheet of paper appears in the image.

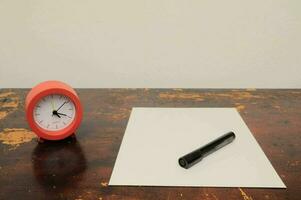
[109,108,286,188]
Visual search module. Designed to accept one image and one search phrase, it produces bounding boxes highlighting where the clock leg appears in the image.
[37,137,45,143]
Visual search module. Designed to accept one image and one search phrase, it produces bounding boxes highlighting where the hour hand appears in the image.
[57,112,71,118]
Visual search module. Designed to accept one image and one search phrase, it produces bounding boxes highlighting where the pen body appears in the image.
[179,131,236,169]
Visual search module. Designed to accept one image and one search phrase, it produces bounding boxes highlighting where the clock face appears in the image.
[33,94,76,131]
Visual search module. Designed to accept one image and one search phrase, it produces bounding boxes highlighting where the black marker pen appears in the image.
[178,131,236,169]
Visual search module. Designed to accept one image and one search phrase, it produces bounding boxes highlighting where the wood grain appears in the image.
[0,89,300,200]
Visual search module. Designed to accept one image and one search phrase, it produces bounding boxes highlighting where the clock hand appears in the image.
[56,101,67,112]
[57,112,72,118]
[51,95,55,111]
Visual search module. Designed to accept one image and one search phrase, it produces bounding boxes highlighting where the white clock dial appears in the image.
[33,94,76,131]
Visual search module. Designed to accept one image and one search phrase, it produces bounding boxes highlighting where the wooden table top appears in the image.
[0,89,300,200]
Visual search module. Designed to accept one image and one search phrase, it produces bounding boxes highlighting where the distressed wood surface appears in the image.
[0,89,300,200]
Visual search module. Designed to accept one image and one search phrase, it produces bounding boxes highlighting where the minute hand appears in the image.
[56,101,67,111]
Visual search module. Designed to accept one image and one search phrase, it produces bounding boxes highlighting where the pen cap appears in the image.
[179,150,203,169]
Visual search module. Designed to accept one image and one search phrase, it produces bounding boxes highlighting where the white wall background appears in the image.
[0,0,300,88]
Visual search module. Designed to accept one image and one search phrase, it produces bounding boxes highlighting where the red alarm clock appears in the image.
[25,81,83,140]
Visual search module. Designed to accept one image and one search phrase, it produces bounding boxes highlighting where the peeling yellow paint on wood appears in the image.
[239,188,253,200]
[159,91,262,101]
[0,92,15,98]
[124,95,137,101]
[159,93,204,101]
[0,111,9,120]
[0,91,19,120]
[110,113,128,121]
[211,193,219,200]
[102,108,131,121]
[2,101,18,108]
[212,92,261,100]
[0,128,36,150]
[235,103,246,111]
[100,182,108,187]
[289,160,300,167]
